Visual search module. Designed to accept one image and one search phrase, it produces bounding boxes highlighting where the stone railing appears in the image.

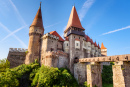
[41,33,59,40]
[79,54,130,62]
[9,48,28,52]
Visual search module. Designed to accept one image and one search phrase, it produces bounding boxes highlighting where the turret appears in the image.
[98,44,101,57]
[25,3,44,64]
[101,43,107,56]
[91,39,95,57]
[86,35,91,57]
[94,41,98,57]
[63,37,69,53]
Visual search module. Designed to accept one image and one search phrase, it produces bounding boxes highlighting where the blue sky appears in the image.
[0,0,130,59]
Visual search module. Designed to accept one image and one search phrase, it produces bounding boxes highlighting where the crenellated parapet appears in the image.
[41,33,59,40]
[9,48,28,52]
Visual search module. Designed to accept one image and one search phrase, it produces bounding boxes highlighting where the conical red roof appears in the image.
[101,43,107,49]
[94,41,98,47]
[90,39,94,44]
[98,44,100,49]
[30,3,44,30]
[50,31,64,42]
[86,36,91,42]
[64,6,84,33]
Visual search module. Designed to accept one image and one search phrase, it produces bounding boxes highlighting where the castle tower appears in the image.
[64,6,85,74]
[98,44,101,57]
[25,3,44,64]
[101,42,107,56]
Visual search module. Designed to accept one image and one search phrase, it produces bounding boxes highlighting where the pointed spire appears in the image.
[30,2,44,30]
[98,43,100,49]
[101,43,107,49]
[94,41,98,47]
[64,6,84,33]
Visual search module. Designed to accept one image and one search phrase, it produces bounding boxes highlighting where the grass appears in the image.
[103,84,113,87]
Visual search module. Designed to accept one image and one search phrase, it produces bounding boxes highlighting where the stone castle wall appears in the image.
[40,51,69,68]
[7,48,27,68]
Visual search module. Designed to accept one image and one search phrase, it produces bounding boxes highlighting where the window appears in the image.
[77,43,78,46]
[51,48,54,51]
[79,37,80,39]
[67,43,68,46]
[74,36,75,38]
[52,41,53,43]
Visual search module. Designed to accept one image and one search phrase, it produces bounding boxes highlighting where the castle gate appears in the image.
[77,54,130,87]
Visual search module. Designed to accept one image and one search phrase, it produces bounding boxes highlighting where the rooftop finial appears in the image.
[40,2,42,8]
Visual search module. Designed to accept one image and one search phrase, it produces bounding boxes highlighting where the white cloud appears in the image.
[79,0,95,21]
[101,25,130,36]
[0,22,27,48]
[1,25,27,42]
[9,0,26,26]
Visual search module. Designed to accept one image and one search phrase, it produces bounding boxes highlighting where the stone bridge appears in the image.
[76,54,130,87]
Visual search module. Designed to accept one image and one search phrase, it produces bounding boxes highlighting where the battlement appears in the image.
[9,48,28,52]
[42,33,59,40]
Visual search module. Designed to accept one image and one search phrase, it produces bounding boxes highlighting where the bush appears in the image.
[31,65,79,87]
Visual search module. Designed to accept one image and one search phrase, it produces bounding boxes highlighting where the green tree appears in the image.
[0,58,10,72]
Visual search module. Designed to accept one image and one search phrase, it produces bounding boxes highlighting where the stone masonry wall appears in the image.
[74,62,87,85]
[7,48,27,68]
[40,51,68,68]
[113,61,130,87]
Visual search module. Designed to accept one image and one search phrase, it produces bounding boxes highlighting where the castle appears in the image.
[7,3,107,84]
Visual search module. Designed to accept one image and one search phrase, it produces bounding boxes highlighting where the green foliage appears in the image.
[0,63,39,87]
[0,58,10,72]
[103,84,113,87]
[25,50,28,55]
[102,62,114,84]
[84,81,90,87]
[31,65,79,87]
[0,63,79,87]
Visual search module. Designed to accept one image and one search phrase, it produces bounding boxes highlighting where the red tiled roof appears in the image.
[64,6,85,33]
[75,38,80,41]
[94,41,98,47]
[50,31,64,42]
[101,43,107,49]
[98,44,100,49]
[86,36,91,42]
[30,3,44,30]
[90,39,94,44]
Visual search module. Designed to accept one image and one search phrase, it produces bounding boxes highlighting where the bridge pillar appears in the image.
[87,62,102,87]
[113,61,130,87]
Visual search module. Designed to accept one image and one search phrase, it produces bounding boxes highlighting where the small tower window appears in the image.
[67,43,68,46]
[77,43,78,46]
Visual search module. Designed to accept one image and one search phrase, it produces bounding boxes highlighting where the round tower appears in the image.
[25,3,44,64]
